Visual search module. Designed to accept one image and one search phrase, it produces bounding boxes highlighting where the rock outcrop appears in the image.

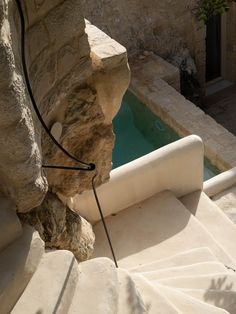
[23,1,130,197]
[0,0,129,203]
[19,192,95,262]
[0,0,48,213]
[0,0,129,260]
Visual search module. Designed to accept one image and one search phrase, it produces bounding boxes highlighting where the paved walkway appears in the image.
[205,85,236,224]
[205,85,236,136]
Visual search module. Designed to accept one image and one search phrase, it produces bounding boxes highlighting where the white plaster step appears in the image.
[116,269,148,314]
[0,224,44,314]
[154,283,230,314]
[131,273,181,314]
[130,247,218,273]
[12,250,78,314]
[141,262,230,281]
[181,191,236,262]
[68,258,119,314]
[177,289,236,313]
[0,197,22,251]
[156,273,236,291]
[93,191,235,269]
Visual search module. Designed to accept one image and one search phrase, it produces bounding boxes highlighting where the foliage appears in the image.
[198,0,236,22]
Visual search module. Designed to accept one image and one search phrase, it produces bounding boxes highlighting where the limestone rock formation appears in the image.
[0,0,129,263]
[19,192,95,262]
[42,83,114,196]
[81,0,206,87]
[0,0,48,212]
[0,0,129,202]
[22,1,130,197]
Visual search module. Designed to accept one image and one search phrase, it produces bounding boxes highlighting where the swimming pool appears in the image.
[112,90,220,181]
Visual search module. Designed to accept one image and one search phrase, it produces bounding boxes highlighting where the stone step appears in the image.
[155,283,230,314]
[156,273,236,291]
[0,225,44,314]
[68,258,119,314]
[141,262,229,281]
[177,288,236,313]
[181,191,236,263]
[93,191,235,269]
[12,250,78,314]
[130,247,218,273]
[0,197,22,251]
[116,269,148,314]
[131,274,181,314]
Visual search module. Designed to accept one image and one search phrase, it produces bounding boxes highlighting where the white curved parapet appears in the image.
[203,167,236,197]
[69,135,204,223]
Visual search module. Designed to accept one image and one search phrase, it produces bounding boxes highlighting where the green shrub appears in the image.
[198,0,236,22]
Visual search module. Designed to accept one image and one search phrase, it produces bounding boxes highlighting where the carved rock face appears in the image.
[19,192,95,262]
[0,0,48,212]
[0,0,129,265]
[23,1,129,198]
[42,84,114,196]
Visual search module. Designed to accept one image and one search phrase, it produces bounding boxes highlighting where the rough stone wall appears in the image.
[225,3,236,84]
[81,0,206,87]
[19,192,95,262]
[0,0,48,212]
[22,0,129,197]
[23,0,103,196]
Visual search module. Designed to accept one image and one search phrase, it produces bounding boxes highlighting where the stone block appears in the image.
[0,43,47,211]
[11,250,78,314]
[39,58,92,119]
[0,225,44,313]
[44,0,85,49]
[86,21,127,70]
[131,55,180,91]
[29,49,57,103]
[23,0,64,26]
[56,35,90,80]
[26,21,49,62]
[19,192,95,262]
[0,198,22,251]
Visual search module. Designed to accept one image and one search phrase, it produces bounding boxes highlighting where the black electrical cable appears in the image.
[92,175,118,267]
[15,0,118,268]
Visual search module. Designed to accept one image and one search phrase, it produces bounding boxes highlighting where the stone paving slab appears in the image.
[205,85,236,136]
[130,54,180,92]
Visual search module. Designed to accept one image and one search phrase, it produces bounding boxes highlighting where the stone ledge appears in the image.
[130,54,180,92]
[85,20,127,70]
[204,167,236,197]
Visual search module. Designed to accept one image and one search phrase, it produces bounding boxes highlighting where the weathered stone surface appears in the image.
[38,19,129,197]
[22,3,129,199]
[0,0,129,247]
[19,192,95,262]
[0,0,48,212]
[42,84,114,196]
[81,0,206,86]
[130,54,180,91]
[86,20,130,123]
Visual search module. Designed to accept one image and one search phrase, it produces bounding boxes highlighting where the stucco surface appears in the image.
[81,0,205,86]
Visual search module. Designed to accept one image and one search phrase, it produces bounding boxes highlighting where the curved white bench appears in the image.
[69,135,204,223]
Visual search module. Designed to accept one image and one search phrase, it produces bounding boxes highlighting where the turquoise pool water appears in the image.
[112,90,220,181]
